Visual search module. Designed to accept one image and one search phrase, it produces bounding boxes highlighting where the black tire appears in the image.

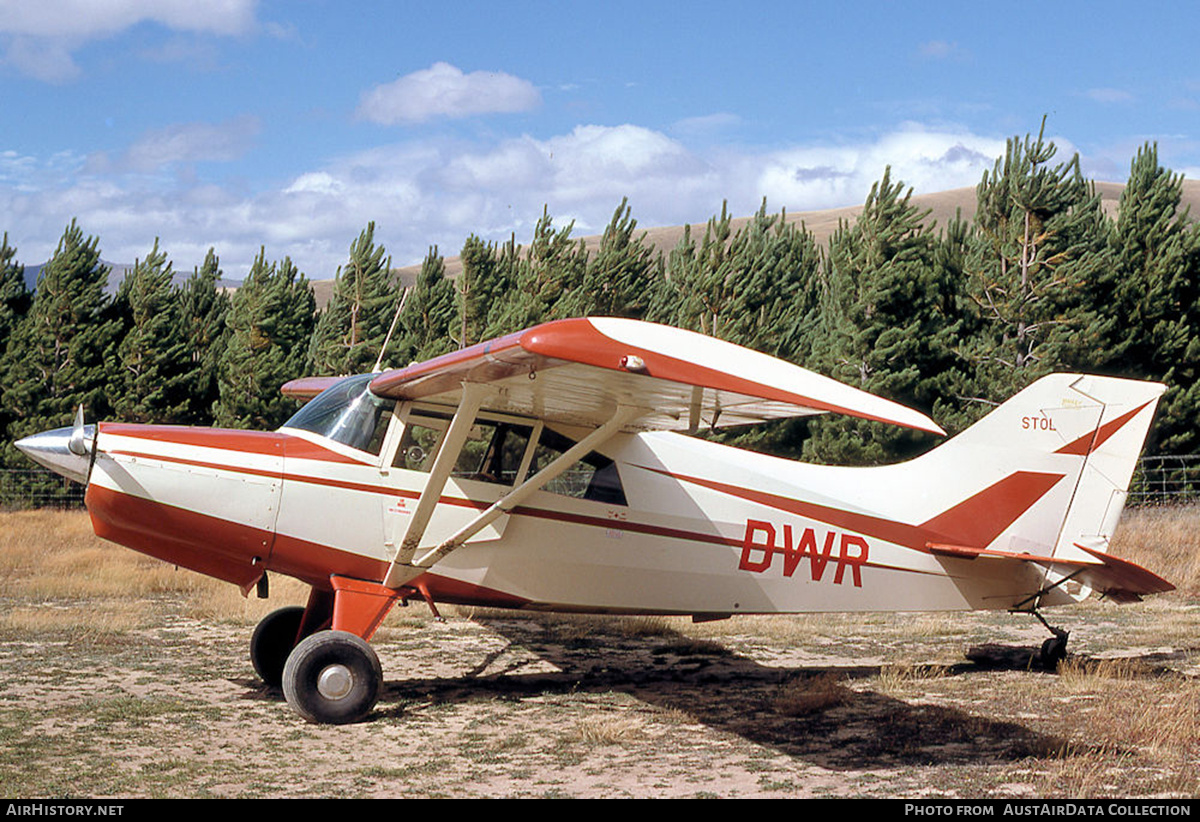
[282,631,382,724]
[1039,634,1069,669]
[250,606,306,688]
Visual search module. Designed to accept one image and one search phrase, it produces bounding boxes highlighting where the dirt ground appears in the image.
[2,593,1198,798]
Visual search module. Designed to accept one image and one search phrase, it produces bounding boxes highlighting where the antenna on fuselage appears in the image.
[373,287,410,374]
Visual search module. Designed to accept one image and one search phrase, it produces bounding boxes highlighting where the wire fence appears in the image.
[2,455,1200,511]
[0,468,86,510]
[1128,455,1200,506]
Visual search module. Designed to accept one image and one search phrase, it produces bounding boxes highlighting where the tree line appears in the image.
[2,122,1198,495]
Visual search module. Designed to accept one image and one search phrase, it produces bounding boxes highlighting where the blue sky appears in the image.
[1,0,1197,280]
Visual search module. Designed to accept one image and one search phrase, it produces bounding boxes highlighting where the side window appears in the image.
[392,412,533,486]
[362,406,394,456]
[455,422,534,484]
[394,416,444,471]
[388,411,625,504]
[532,428,627,505]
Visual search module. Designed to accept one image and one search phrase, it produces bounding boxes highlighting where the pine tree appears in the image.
[308,223,399,374]
[2,221,118,478]
[0,232,30,348]
[452,234,511,349]
[111,239,190,423]
[489,208,587,332]
[399,246,456,362]
[0,233,31,482]
[655,200,823,360]
[567,198,664,319]
[215,250,315,429]
[1106,144,1200,454]
[658,201,735,339]
[178,248,230,425]
[803,168,970,464]
[965,118,1113,401]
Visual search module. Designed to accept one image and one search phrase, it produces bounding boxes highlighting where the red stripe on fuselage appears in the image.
[101,423,367,465]
[100,437,744,548]
[643,468,1065,552]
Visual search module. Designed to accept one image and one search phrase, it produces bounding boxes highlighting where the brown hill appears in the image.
[312,180,1200,309]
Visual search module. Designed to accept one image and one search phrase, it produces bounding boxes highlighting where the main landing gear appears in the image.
[1030,611,1070,669]
[281,631,382,725]
[249,579,399,724]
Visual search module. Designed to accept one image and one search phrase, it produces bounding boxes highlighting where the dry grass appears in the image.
[0,506,1196,798]
[773,672,849,716]
[1112,504,1200,596]
[571,713,646,745]
[1036,662,1200,797]
[0,509,309,627]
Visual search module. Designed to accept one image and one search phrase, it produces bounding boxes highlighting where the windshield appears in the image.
[282,374,392,454]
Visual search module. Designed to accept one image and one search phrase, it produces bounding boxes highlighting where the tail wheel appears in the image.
[250,606,306,688]
[282,631,382,724]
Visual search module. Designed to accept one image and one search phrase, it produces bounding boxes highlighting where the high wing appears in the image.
[286,317,945,435]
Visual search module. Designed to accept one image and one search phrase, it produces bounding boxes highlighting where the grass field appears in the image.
[0,507,1197,798]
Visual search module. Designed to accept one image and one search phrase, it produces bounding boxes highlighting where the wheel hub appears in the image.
[316,664,353,700]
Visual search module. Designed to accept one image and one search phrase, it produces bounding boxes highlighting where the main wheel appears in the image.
[282,631,382,724]
[250,606,306,688]
[1039,633,1069,669]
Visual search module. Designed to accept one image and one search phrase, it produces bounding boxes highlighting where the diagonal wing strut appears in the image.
[382,395,644,589]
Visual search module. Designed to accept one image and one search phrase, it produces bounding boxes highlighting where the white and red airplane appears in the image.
[16,317,1174,724]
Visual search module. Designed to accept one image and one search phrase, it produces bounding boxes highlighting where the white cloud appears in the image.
[0,0,257,81]
[757,125,1006,210]
[1086,88,1135,104]
[0,122,1024,282]
[0,0,256,39]
[672,113,742,136]
[917,40,968,61]
[357,62,542,125]
[121,116,261,172]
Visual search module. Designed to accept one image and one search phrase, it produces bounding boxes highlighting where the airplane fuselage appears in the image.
[83,413,1080,620]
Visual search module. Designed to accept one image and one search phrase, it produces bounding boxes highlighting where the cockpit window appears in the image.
[393,411,533,485]
[283,374,393,455]
[391,407,626,504]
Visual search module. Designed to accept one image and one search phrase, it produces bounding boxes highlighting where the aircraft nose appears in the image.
[14,426,94,485]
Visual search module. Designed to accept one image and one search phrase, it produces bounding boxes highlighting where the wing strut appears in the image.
[383,402,644,590]
[387,382,488,578]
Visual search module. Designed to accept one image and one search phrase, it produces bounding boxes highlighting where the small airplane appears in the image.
[16,317,1174,724]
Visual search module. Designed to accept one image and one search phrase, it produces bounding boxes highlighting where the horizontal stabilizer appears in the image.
[928,542,1175,603]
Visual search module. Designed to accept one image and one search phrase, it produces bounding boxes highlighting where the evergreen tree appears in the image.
[178,248,230,426]
[803,168,970,464]
[567,198,664,320]
[721,200,824,360]
[654,200,823,360]
[111,239,190,423]
[399,246,456,362]
[1106,144,1200,454]
[964,118,1113,401]
[0,233,30,348]
[489,208,587,332]
[1,221,118,475]
[657,202,735,338]
[452,233,512,349]
[0,233,31,482]
[308,223,399,374]
[215,250,315,429]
